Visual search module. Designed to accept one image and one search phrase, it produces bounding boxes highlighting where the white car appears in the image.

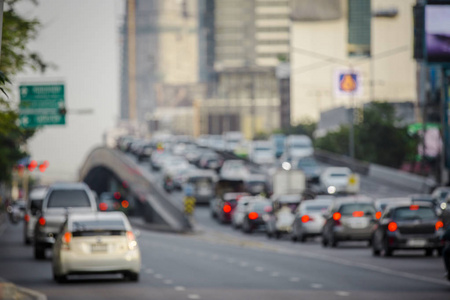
[52,212,141,283]
[24,186,48,245]
[232,196,264,229]
[291,199,334,242]
[319,167,352,194]
[220,160,249,181]
[250,141,274,165]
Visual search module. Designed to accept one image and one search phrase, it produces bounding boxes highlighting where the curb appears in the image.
[0,278,47,300]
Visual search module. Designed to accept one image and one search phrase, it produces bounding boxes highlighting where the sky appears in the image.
[14,0,126,182]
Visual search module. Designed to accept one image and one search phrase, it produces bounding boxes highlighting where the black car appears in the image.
[213,192,249,224]
[242,200,271,234]
[372,202,444,257]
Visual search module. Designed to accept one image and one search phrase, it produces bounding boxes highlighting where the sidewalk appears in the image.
[0,278,47,300]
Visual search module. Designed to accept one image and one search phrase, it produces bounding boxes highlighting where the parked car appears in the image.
[322,196,376,247]
[52,212,141,283]
[372,201,444,257]
[24,186,48,245]
[291,199,333,242]
[33,182,98,259]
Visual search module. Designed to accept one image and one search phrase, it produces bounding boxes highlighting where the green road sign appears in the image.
[19,84,65,128]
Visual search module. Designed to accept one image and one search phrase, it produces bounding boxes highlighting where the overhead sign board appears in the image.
[426,4,450,62]
[333,70,362,98]
[19,84,65,128]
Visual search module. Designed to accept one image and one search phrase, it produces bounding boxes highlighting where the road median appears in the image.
[0,278,47,300]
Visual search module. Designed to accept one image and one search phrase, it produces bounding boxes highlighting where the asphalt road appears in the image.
[1,156,449,299]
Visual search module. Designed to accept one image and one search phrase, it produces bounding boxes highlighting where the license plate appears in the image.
[406,239,426,247]
[348,219,367,229]
[199,188,210,195]
[91,243,107,253]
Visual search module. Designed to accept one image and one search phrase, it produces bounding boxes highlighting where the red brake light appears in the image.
[352,211,364,217]
[114,192,121,200]
[436,221,444,231]
[388,222,398,232]
[410,205,419,210]
[24,214,30,222]
[248,212,259,220]
[38,217,46,226]
[332,212,341,221]
[223,204,232,213]
[126,231,135,241]
[99,202,108,211]
[122,200,129,208]
[301,215,311,223]
[375,211,382,220]
[63,232,72,243]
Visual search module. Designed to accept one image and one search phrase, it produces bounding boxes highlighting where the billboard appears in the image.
[426,5,450,62]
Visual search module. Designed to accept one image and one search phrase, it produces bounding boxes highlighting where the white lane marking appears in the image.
[239,262,248,267]
[271,272,280,277]
[255,267,264,272]
[175,286,186,291]
[188,294,201,299]
[145,269,154,274]
[336,291,350,297]
[311,283,323,289]
[290,277,300,282]
[154,274,164,279]
[164,279,173,285]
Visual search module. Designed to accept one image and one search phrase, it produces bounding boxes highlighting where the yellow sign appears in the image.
[340,74,357,92]
[184,196,196,214]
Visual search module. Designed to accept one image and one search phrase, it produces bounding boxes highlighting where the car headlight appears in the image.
[327,186,336,194]
[441,202,447,210]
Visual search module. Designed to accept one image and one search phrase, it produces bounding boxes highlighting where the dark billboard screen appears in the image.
[426,5,450,62]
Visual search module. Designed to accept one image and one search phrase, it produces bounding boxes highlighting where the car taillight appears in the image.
[24,214,30,222]
[38,217,46,226]
[62,232,72,250]
[332,212,341,221]
[410,205,419,210]
[248,212,259,220]
[436,220,444,231]
[301,215,313,223]
[375,211,382,220]
[388,222,398,232]
[223,203,232,213]
[127,231,137,250]
[99,202,108,211]
[352,211,364,217]
[122,200,129,208]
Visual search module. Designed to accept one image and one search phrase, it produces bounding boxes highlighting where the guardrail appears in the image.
[79,147,191,232]
[314,149,434,194]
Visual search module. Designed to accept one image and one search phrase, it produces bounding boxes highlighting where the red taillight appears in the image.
[375,211,382,220]
[127,231,138,250]
[388,222,398,232]
[63,232,72,243]
[436,221,444,231]
[114,192,121,200]
[38,217,46,226]
[333,212,341,221]
[99,202,108,211]
[127,231,135,241]
[122,200,129,208]
[248,212,259,220]
[410,205,419,210]
[223,204,232,213]
[24,214,30,222]
[301,215,312,223]
[352,211,364,217]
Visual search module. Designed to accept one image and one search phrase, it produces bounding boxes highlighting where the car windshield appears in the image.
[394,207,436,221]
[339,204,375,216]
[330,173,348,177]
[298,158,318,168]
[30,199,43,215]
[305,205,329,212]
[47,190,91,208]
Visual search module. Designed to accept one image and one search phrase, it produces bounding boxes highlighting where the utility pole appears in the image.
[250,72,256,139]
[127,0,137,121]
[349,65,355,159]
[0,0,4,59]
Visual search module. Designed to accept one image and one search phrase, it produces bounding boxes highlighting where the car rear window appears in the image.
[47,190,91,208]
[339,203,375,216]
[393,207,436,221]
[305,205,329,212]
[330,173,348,177]
[71,219,126,232]
[30,199,43,215]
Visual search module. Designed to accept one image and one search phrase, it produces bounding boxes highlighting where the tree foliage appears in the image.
[0,0,46,182]
[315,102,418,168]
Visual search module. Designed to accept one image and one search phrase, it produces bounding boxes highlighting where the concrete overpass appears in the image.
[79,147,191,232]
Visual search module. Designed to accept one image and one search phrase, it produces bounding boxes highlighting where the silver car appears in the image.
[24,186,48,245]
[322,196,376,247]
[291,199,333,242]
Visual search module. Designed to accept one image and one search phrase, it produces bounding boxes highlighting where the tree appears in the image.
[315,102,418,169]
[0,0,47,183]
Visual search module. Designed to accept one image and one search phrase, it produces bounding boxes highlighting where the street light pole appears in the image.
[349,64,355,159]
